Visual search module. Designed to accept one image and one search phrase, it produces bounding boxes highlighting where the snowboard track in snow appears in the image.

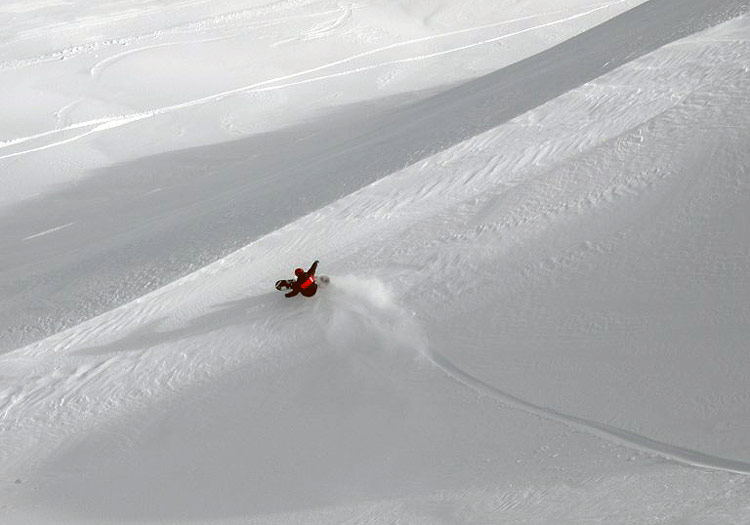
[335,277,750,477]
[424,348,750,476]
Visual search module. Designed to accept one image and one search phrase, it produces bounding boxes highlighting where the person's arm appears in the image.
[285,288,299,298]
[307,260,319,276]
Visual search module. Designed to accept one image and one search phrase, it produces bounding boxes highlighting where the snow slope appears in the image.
[2,1,750,524]
[0,0,657,351]
[3,0,745,353]
[0,0,648,203]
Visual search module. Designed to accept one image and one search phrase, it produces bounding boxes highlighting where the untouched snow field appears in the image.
[2,0,750,523]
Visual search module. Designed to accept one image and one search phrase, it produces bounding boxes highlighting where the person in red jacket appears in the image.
[284,260,319,298]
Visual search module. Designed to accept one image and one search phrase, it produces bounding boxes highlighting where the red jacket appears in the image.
[285,261,319,298]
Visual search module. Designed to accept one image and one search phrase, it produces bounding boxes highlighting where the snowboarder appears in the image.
[281,260,319,298]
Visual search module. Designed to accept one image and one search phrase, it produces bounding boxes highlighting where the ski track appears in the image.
[423,347,750,476]
[22,222,75,241]
[0,0,627,162]
[248,3,627,93]
[270,1,353,47]
[0,0,347,72]
[88,4,361,80]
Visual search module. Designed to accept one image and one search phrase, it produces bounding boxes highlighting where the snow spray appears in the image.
[321,275,427,359]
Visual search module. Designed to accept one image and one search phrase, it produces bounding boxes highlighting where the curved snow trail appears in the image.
[0,115,148,161]
[0,1,352,72]
[423,347,750,476]
[88,4,359,80]
[0,1,626,162]
[335,275,750,477]
[90,37,238,81]
[245,3,626,94]
[270,2,353,47]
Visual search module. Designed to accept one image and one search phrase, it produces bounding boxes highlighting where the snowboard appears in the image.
[275,275,329,291]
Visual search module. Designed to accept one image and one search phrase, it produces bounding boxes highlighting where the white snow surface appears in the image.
[0,0,645,205]
[2,0,750,523]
